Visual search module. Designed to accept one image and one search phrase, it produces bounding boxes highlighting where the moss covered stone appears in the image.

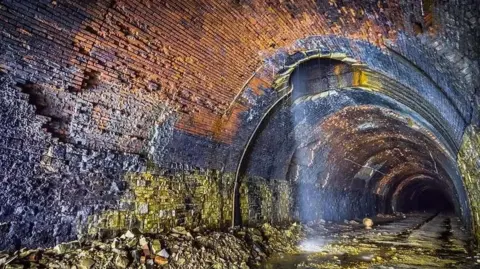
[87,170,237,235]
[240,177,294,226]
[458,125,480,241]
[87,168,295,236]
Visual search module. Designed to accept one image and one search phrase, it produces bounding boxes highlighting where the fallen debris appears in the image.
[0,223,303,268]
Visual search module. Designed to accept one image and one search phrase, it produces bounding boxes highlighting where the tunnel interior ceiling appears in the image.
[287,58,467,154]
[245,90,458,182]
[242,58,468,223]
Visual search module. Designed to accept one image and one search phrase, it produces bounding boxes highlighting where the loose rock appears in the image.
[0,223,303,269]
[363,218,374,229]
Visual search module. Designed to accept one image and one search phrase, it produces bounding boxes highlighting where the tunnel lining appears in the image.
[237,57,471,230]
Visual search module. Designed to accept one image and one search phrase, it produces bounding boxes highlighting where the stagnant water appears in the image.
[261,213,480,268]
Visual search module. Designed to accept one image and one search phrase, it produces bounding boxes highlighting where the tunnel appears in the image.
[238,58,467,224]
[0,0,479,268]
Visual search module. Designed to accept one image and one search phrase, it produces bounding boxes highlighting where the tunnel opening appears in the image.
[238,55,469,233]
[234,56,473,256]
[416,189,455,213]
[248,54,477,267]
[394,180,455,214]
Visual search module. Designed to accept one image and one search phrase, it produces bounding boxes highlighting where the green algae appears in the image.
[87,170,237,235]
[458,125,480,241]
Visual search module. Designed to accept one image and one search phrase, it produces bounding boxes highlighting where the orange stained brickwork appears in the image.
[1,0,406,149]
[72,0,407,143]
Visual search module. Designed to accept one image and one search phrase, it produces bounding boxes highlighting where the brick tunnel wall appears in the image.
[0,0,478,250]
[0,0,426,151]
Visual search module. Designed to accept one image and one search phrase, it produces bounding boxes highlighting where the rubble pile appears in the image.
[0,223,303,269]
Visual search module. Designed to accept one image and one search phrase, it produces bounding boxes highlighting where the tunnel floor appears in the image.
[262,213,478,269]
[1,214,479,268]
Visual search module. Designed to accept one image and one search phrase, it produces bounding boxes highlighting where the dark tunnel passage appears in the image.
[401,188,455,213]
[393,178,455,214]
[415,190,455,213]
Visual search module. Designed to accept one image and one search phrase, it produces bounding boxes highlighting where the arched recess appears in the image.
[232,55,471,231]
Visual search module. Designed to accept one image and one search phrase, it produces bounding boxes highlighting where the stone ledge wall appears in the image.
[240,177,293,226]
[87,170,235,235]
[458,125,480,241]
[0,70,294,250]
[87,171,295,236]
[0,74,144,250]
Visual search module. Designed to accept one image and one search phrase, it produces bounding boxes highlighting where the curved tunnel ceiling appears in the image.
[285,58,466,154]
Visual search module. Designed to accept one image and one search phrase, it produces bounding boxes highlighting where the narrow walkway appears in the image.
[262,213,478,268]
